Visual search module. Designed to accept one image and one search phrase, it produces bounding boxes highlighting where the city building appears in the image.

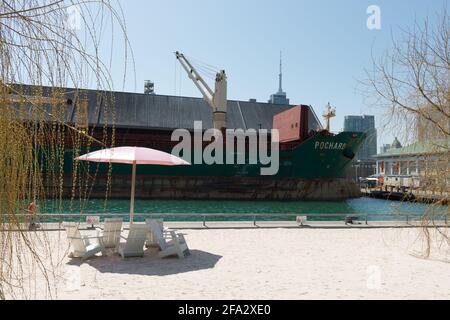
[268,53,289,105]
[391,137,402,149]
[343,115,377,160]
[380,144,391,154]
[343,115,378,182]
[380,137,402,154]
[374,139,449,195]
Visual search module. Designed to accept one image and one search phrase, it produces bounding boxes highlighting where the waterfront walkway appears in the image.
[9,219,448,232]
[8,211,448,232]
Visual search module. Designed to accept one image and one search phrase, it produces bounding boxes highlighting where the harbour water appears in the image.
[42,197,447,222]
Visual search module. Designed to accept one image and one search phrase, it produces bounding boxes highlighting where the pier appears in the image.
[361,187,449,204]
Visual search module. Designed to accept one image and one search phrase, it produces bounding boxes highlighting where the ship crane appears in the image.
[323,102,336,132]
[175,51,227,130]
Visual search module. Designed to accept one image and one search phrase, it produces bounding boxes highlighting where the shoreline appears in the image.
[5,219,449,232]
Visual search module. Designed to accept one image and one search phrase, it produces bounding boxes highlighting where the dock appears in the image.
[361,188,449,204]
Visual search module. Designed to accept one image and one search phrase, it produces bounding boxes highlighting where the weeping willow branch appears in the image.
[0,0,133,299]
[362,8,449,258]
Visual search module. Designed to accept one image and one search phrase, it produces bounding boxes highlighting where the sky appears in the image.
[101,0,448,149]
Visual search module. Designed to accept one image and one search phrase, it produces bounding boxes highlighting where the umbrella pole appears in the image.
[130,161,136,224]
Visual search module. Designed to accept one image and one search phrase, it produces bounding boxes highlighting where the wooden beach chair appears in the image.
[145,219,164,248]
[145,219,190,259]
[64,222,105,261]
[100,218,123,250]
[117,223,149,259]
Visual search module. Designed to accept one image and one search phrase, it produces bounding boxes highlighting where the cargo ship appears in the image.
[9,53,366,201]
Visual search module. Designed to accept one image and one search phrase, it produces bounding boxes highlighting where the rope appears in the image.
[184,54,220,72]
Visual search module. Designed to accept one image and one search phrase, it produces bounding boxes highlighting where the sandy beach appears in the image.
[5,226,450,300]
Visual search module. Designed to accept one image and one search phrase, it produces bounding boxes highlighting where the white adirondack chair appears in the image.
[145,219,190,259]
[64,222,105,261]
[117,223,149,259]
[100,218,123,250]
[145,219,164,248]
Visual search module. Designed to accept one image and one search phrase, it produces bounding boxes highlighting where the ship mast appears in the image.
[323,102,336,132]
[175,51,227,131]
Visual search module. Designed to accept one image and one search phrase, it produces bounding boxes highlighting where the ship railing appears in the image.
[5,212,448,229]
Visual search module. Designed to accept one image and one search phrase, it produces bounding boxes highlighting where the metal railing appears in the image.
[7,212,448,227]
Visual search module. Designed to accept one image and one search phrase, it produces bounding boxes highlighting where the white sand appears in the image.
[5,227,450,300]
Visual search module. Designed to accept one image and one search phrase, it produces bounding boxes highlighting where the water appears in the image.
[40,197,447,222]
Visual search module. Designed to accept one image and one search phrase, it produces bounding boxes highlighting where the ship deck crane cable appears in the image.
[184,54,220,74]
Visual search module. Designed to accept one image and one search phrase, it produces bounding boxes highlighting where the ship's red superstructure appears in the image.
[273,105,310,144]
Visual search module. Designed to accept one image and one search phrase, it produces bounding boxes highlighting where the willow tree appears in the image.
[0,0,132,299]
[364,9,449,257]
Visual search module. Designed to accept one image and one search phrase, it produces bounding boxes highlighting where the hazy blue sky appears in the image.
[104,0,448,147]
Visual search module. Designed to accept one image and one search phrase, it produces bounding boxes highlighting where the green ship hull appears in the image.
[109,131,365,177]
[62,130,366,201]
[12,84,366,201]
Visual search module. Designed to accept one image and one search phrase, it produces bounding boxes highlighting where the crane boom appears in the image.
[175,51,227,130]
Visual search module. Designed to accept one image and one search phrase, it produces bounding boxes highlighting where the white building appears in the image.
[374,139,449,193]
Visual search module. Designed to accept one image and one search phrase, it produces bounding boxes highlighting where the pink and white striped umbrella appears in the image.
[76,147,190,222]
